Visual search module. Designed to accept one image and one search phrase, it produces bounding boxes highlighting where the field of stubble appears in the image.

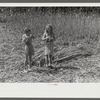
[0,8,100,82]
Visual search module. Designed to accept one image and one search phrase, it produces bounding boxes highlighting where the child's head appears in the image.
[45,24,53,36]
[24,27,31,36]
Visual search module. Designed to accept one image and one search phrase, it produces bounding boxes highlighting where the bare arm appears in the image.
[25,34,35,41]
[22,34,30,44]
[22,34,27,43]
[42,33,47,40]
[30,33,35,39]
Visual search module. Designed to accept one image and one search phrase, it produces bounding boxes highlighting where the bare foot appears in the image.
[27,68,31,71]
[23,69,28,73]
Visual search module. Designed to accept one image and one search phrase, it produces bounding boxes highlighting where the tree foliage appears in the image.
[0,7,100,15]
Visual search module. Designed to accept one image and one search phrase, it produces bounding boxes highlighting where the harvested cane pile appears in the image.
[31,43,94,68]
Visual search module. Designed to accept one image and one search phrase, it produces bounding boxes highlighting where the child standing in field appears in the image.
[22,28,35,72]
[42,24,55,67]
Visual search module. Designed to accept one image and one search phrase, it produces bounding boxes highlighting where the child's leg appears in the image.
[48,55,52,66]
[50,55,52,65]
[28,46,34,70]
[45,55,48,67]
[48,55,50,66]
[24,54,28,70]
[29,54,32,69]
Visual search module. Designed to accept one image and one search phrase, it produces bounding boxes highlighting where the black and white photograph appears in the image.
[1,4,100,83]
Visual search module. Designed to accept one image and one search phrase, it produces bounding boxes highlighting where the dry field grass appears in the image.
[0,8,100,82]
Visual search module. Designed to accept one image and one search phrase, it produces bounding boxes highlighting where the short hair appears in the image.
[24,27,31,33]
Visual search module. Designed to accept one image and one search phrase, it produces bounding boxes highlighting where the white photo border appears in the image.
[0,3,100,98]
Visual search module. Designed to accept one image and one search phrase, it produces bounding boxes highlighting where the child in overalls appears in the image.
[22,28,35,72]
[42,24,55,67]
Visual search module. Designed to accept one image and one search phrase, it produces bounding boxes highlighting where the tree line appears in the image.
[0,7,100,15]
